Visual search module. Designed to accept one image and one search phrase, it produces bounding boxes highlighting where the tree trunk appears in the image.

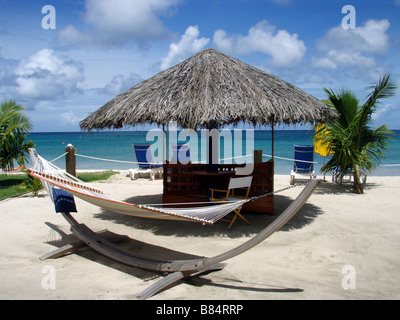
[352,164,364,194]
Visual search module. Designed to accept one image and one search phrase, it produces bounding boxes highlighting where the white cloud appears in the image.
[312,51,376,70]
[13,49,84,101]
[316,19,390,55]
[312,19,390,77]
[374,103,399,121]
[213,30,234,52]
[160,26,210,70]
[99,73,143,95]
[57,25,87,46]
[0,55,18,89]
[213,20,306,67]
[58,0,181,48]
[61,111,82,126]
[311,56,337,70]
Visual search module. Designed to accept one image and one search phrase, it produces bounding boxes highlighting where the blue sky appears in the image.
[0,0,399,132]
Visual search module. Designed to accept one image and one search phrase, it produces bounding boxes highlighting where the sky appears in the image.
[0,0,399,132]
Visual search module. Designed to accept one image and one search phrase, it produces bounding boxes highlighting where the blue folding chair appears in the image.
[290,145,316,185]
[171,144,191,164]
[129,144,163,180]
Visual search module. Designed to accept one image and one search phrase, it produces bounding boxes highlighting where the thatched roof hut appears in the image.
[80,49,336,131]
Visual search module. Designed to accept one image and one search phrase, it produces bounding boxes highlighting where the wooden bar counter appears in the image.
[162,160,274,215]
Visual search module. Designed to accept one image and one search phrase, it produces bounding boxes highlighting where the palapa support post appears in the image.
[65,144,77,177]
[207,125,219,172]
[253,149,262,164]
[271,122,275,161]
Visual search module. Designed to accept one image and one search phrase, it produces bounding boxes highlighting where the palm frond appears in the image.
[0,100,35,171]
[366,74,398,103]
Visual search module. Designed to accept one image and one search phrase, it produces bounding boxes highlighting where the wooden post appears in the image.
[207,126,219,171]
[271,122,275,161]
[253,149,262,164]
[65,144,77,177]
[271,123,275,192]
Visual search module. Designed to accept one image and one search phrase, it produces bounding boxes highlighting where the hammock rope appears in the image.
[48,150,400,169]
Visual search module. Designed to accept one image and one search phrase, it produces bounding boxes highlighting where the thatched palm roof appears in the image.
[80,48,336,130]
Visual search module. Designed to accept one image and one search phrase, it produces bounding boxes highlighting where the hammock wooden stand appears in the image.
[40,179,320,299]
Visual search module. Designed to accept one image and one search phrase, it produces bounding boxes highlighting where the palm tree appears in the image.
[0,100,35,172]
[315,74,397,194]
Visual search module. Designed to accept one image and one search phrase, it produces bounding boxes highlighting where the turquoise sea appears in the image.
[28,130,400,176]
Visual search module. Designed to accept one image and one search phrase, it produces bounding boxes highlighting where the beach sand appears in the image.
[0,173,399,300]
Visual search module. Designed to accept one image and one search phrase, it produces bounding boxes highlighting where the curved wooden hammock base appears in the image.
[50,179,319,299]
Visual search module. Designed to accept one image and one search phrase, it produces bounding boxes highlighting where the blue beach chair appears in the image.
[129,144,163,180]
[290,145,316,185]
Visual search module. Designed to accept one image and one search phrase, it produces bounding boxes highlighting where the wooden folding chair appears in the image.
[209,176,253,230]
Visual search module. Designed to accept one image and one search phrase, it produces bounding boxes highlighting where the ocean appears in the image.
[28,130,400,176]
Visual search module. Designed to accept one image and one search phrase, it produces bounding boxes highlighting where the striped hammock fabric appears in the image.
[28,149,247,225]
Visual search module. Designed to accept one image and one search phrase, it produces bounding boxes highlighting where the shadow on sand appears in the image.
[91,191,324,239]
[43,221,305,298]
[42,184,328,298]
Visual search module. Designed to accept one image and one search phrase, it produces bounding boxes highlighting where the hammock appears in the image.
[28,149,248,225]
[28,148,321,299]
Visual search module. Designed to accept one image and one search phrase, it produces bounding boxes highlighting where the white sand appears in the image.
[0,173,399,300]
